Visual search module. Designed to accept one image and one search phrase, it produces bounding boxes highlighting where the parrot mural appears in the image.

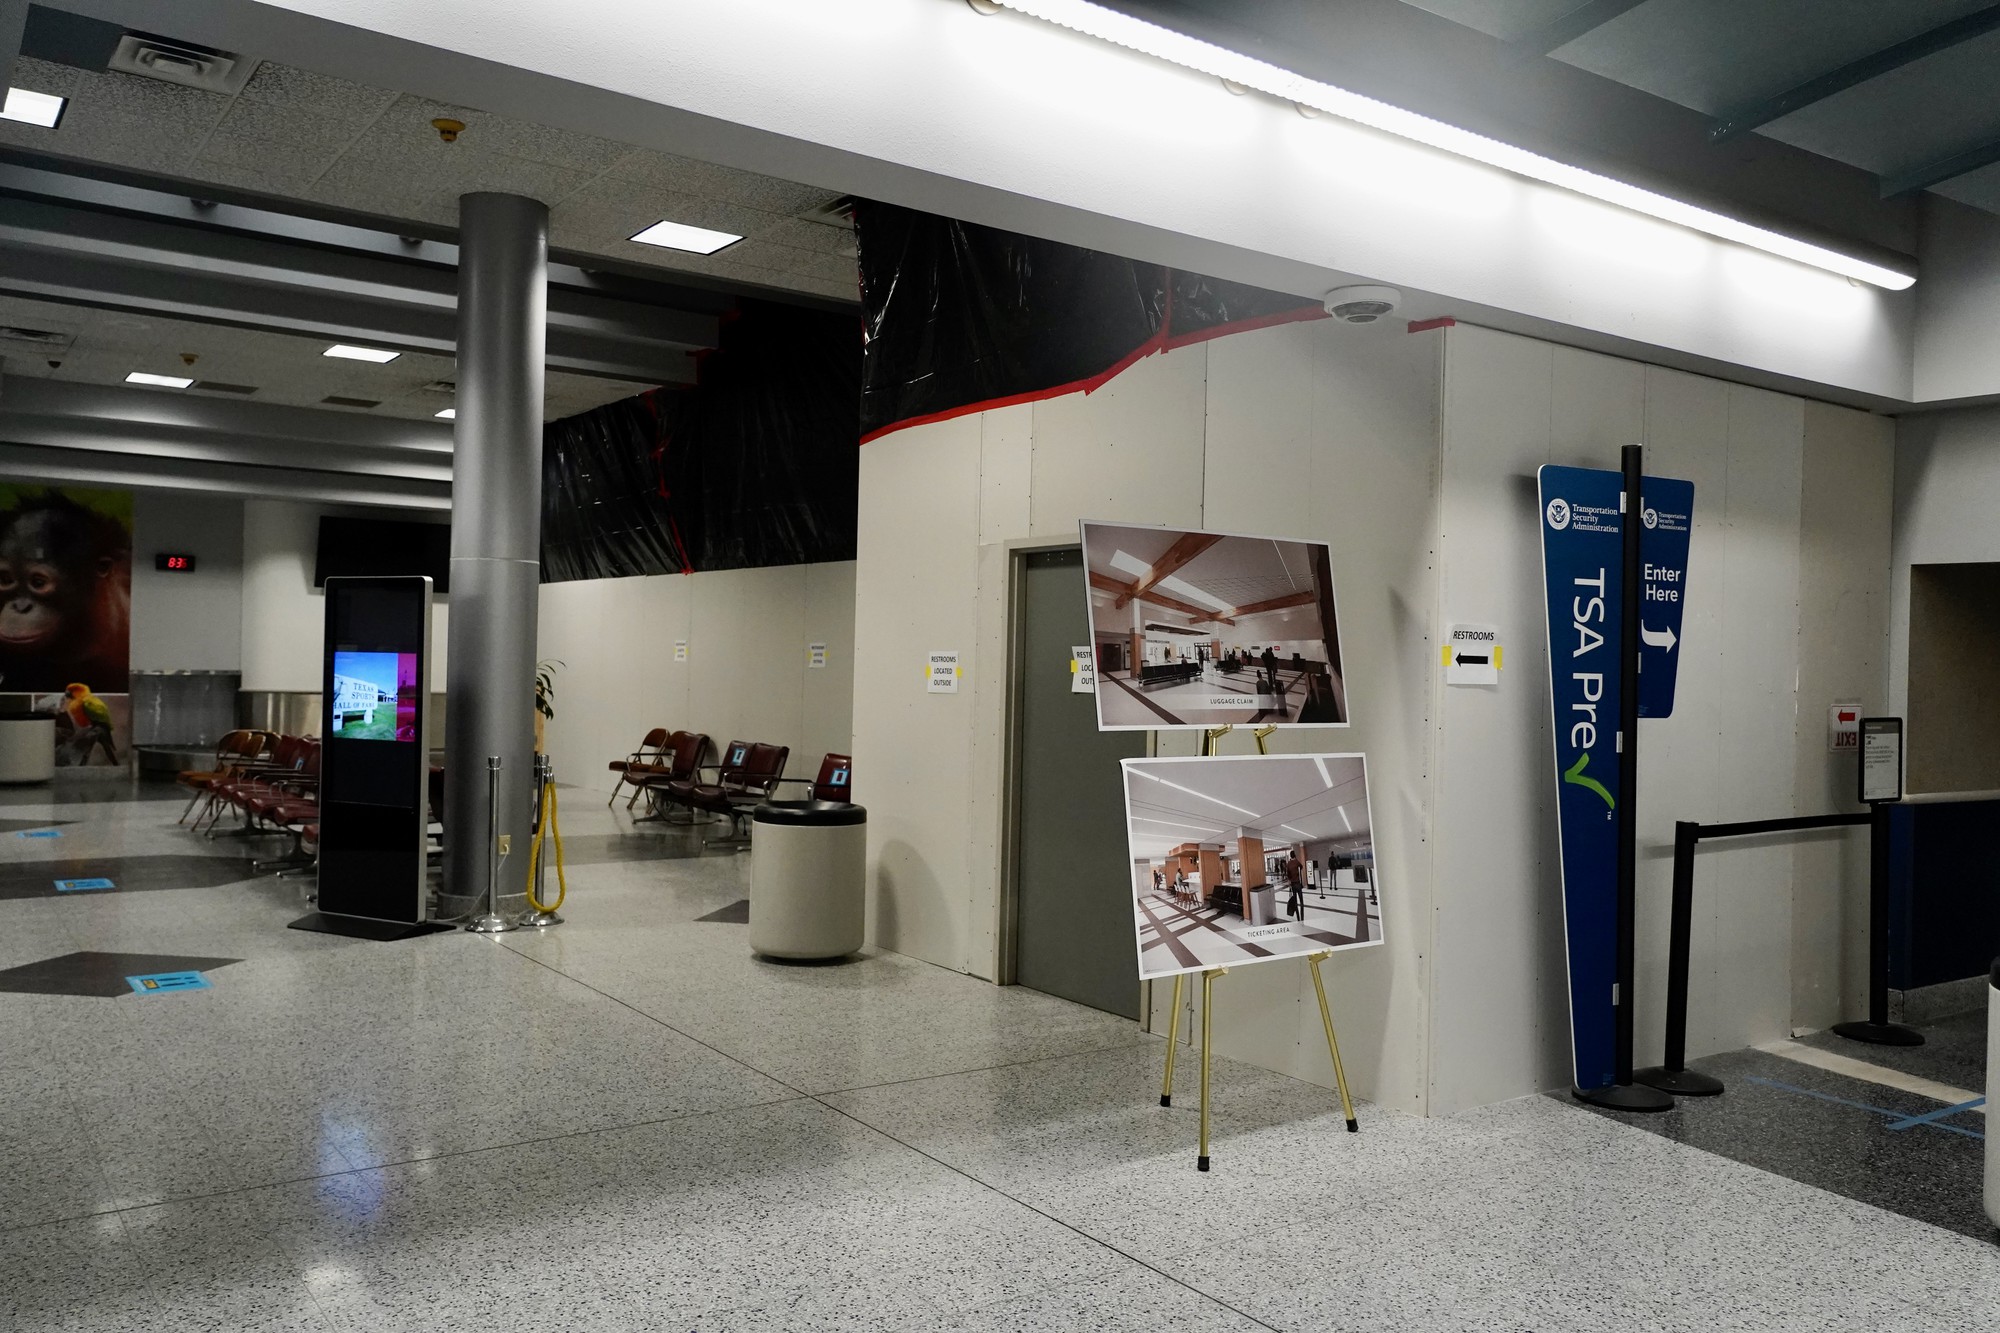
[57,682,119,767]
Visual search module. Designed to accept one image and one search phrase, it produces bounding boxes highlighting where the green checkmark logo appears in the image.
[1564,752,1614,809]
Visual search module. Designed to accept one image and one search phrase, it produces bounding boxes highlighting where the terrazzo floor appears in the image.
[3,777,1996,1331]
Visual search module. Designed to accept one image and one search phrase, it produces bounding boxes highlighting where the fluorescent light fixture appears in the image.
[629,219,742,254]
[1,88,65,128]
[1108,549,1149,579]
[125,371,194,389]
[1156,573,1231,613]
[324,344,400,363]
[1339,805,1353,832]
[1131,816,1224,835]
[435,408,456,419]
[1313,757,1333,789]
[1132,766,1259,819]
[1280,824,1311,838]
[983,0,1916,290]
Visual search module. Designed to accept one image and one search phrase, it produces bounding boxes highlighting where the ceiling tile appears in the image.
[234,61,399,124]
[76,69,234,128]
[194,100,371,174]
[753,216,858,254]
[604,147,841,216]
[7,55,82,98]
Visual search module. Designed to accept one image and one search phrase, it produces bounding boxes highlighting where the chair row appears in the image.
[178,730,322,873]
[608,728,853,843]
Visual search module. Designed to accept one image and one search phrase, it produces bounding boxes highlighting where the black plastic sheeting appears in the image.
[854,198,1323,443]
[540,301,862,582]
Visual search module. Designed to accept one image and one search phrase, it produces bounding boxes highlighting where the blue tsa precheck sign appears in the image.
[1538,464,1694,1091]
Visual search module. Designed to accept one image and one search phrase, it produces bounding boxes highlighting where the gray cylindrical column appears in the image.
[444,192,547,918]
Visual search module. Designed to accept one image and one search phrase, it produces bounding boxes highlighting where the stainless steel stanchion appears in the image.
[466,754,516,933]
[520,753,563,928]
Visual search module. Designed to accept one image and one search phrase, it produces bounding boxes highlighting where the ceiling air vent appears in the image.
[192,381,256,395]
[321,395,379,409]
[109,32,252,94]
[0,325,75,348]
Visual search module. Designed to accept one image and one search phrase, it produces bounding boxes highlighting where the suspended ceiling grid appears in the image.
[0,293,638,423]
[0,54,860,304]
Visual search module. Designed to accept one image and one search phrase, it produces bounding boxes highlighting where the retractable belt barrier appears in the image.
[521,753,567,928]
[1635,807,1912,1099]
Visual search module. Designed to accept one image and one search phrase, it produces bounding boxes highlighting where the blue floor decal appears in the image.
[1744,1076,1985,1140]
[54,878,115,892]
[17,828,61,838]
[126,971,212,995]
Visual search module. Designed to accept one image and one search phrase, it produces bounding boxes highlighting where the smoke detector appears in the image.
[109,33,252,94]
[1322,285,1402,325]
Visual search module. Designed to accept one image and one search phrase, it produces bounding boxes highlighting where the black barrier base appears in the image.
[1197,1155,1210,1172]
[1831,1020,1925,1047]
[287,911,452,941]
[1573,1081,1675,1112]
[1634,1065,1725,1097]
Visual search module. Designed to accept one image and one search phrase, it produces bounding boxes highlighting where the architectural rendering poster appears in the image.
[1080,521,1348,730]
[0,485,133,695]
[1123,753,1382,980]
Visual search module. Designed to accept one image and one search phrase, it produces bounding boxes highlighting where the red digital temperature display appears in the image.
[155,553,197,572]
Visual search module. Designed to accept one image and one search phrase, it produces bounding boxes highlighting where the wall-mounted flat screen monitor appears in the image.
[1080,520,1348,730]
[314,517,451,593]
[330,650,420,743]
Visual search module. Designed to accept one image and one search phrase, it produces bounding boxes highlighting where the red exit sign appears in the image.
[154,553,197,572]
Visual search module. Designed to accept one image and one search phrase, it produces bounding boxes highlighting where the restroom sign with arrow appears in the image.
[1634,477,1693,719]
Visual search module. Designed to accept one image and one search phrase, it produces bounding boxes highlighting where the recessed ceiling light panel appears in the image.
[323,344,401,363]
[126,371,194,389]
[629,219,743,254]
[435,408,456,419]
[1,88,66,128]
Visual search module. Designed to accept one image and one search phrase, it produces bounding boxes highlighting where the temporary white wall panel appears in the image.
[853,418,984,969]
[855,320,1443,1110]
[1790,403,1894,1032]
[1425,326,1891,1112]
[131,492,243,673]
[535,562,855,800]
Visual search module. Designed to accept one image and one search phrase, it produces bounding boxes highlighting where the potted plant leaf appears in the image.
[534,659,563,753]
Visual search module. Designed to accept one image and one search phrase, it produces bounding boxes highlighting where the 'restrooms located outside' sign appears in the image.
[1538,463,1693,1091]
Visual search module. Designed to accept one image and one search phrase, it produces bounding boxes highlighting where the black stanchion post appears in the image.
[1577,444,1673,1111]
[1833,801,1923,1046]
[1636,821,1723,1095]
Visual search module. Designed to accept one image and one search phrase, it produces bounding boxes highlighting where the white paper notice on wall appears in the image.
[673,640,688,663]
[1828,702,1860,753]
[927,650,960,694]
[1442,622,1502,686]
[1071,645,1095,693]
[808,642,827,670]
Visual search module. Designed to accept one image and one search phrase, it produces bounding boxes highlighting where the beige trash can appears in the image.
[750,800,866,960]
[0,712,55,783]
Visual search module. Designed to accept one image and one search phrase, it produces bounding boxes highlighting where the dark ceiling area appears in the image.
[1112,0,2000,265]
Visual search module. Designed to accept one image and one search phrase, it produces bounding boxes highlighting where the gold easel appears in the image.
[1198,723,1277,757]
[1158,950,1358,1171]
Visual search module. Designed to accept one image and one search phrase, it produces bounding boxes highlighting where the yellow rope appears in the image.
[524,780,567,912]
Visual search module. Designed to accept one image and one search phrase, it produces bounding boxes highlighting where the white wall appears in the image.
[535,562,856,794]
[1427,325,1892,1112]
[1889,403,2000,787]
[130,492,244,673]
[854,319,1895,1116]
[239,499,450,692]
[855,319,1444,1115]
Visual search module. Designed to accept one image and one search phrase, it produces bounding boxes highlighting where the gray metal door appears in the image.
[1012,548,1146,1019]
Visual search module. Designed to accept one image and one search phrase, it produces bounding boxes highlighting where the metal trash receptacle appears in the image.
[1987,959,1999,1229]
[750,800,866,960]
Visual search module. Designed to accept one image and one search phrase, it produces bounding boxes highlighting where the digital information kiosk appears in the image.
[315,576,433,926]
